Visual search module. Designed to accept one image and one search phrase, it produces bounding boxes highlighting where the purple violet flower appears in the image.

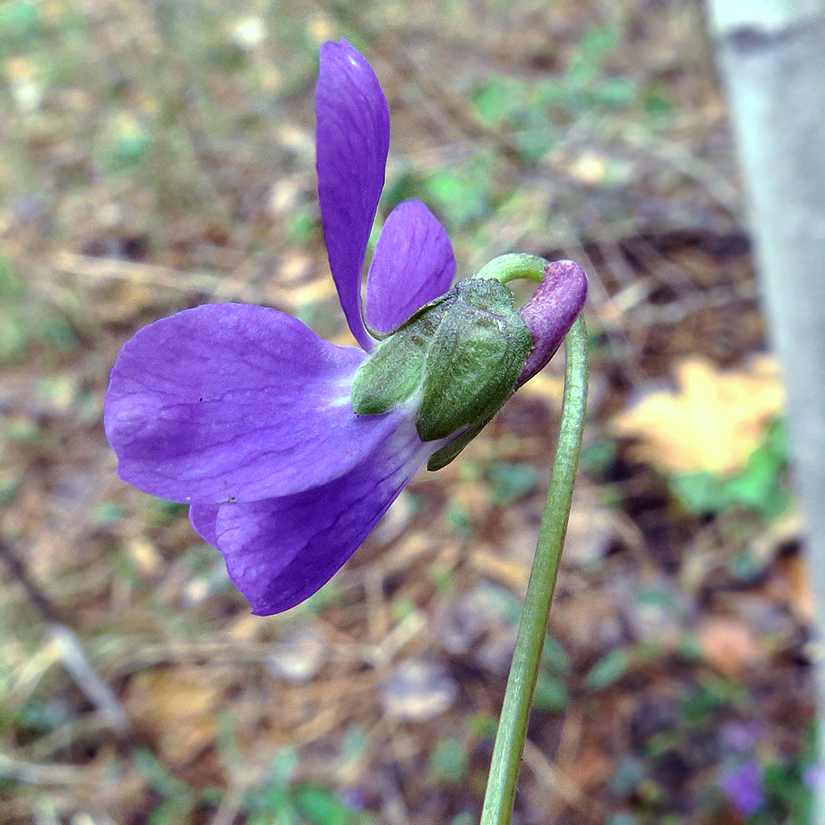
[719,760,765,817]
[104,39,587,615]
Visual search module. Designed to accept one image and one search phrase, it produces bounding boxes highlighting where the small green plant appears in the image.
[429,737,469,784]
[0,0,40,56]
[134,749,197,825]
[486,462,538,505]
[671,419,790,519]
[533,634,572,712]
[471,26,654,165]
[242,750,370,825]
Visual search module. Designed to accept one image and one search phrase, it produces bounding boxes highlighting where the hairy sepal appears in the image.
[352,278,531,451]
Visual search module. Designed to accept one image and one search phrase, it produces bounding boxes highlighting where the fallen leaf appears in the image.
[773,554,815,624]
[612,356,784,475]
[126,667,224,765]
[697,617,765,677]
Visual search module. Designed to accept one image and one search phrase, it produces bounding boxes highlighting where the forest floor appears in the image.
[0,1,815,824]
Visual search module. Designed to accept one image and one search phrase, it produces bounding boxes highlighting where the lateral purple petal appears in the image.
[104,303,404,504]
[316,38,390,350]
[365,200,456,334]
[199,418,440,615]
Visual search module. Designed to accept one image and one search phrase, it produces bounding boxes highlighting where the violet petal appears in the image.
[190,503,219,546]
[365,200,456,334]
[316,38,390,351]
[104,303,404,504]
[202,418,439,614]
[719,761,764,816]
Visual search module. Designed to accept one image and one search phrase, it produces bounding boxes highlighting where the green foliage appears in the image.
[94,502,126,525]
[383,152,500,238]
[585,647,632,690]
[607,812,643,825]
[14,699,70,741]
[287,209,320,245]
[679,679,749,727]
[580,438,618,477]
[242,752,369,825]
[429,737,468,783]
[423,156,497,226]
[533,670,570,712]
[750,754,813,825]
[610,756,646,796]
[533,635,572,712]
[0,256,23,297]
[445,501,474,536]
[0,257,77,364]
[0,0,40,56]
[134,749,197,825]
[671,419,790,519]
[470,26,659,166]
[95,112,151,172]
[485,462,537,504]
[468,712,498,741]
[542,633,572,675]
[294,785,355,825]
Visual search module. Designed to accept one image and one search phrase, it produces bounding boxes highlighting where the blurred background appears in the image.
[0,0,814,823]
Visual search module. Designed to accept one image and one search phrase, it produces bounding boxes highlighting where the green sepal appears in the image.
[416,279,531,442]
[351,296,449,416]
[352,279,532,459]
[426,416,491,471]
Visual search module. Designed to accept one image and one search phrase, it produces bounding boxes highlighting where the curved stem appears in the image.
[474,253,549,284]
[480,312,589,825]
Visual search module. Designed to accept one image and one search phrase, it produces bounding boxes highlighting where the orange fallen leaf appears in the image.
[126,667,224,765]
[697,617,765,677]
[612,356,784,475]
[776,554,815,624]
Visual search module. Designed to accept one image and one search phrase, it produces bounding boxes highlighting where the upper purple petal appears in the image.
[365,200,456,334]
[316,38,390,351]
[193,417,442,615]
[104,303,405,504]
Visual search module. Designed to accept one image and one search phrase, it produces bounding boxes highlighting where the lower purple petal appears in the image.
[190,503,219,546]
[197,417,440,615]
[365,200,456,334]
[105,303,403,504]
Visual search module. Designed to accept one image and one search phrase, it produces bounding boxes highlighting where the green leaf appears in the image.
[541,634,571,676]
[580,439,617,476]
[486,462,537,504]
[429,738,468,783]
[424,160,493,226]
[0,1,40,52]
[293,785,352,825]
[471,78,526,126]
[533,671,570,712]
[584,648,632,689]
[671,471,727,514]
[0,257,23,297]
[592,78,637,108]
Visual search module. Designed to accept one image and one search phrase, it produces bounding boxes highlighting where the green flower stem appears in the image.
[475,253,549,284]
[480,311,589,825]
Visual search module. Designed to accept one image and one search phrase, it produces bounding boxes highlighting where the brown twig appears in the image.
[0,536,133,737]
